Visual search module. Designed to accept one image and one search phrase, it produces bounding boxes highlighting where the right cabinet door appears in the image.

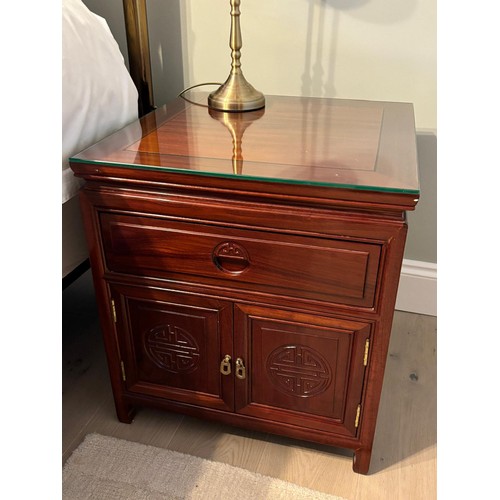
[234,304,371,437]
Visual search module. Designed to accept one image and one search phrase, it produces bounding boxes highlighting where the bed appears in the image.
[62,0,154,286]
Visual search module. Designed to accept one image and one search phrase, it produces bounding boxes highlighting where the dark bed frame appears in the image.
[123,0,156,117]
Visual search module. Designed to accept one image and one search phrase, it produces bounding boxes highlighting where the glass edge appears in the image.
[68,158,420,195]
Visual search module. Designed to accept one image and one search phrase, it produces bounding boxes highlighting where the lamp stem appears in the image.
[229,0,242,75]
[208,0,265,112]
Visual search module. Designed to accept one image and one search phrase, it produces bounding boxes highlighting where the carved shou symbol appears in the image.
[144,324,200,374]
[267,345,332,397]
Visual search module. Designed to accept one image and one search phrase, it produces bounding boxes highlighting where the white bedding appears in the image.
[62,0,138,203]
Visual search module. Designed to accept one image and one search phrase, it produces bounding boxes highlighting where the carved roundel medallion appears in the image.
[267,345,332,397]
[144,324,200,374]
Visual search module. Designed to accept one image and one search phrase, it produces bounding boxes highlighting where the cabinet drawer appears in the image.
[100,213,381,308]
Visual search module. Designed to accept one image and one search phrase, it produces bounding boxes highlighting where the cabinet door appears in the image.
[234,305,371,437]
[110,284,234,412]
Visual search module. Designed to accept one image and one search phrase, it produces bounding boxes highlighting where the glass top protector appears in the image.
[71,94,420,194]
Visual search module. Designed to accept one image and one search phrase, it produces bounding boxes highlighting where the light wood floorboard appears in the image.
[63,271,436,499]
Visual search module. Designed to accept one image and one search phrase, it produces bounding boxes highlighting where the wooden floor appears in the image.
[62,270,436,500]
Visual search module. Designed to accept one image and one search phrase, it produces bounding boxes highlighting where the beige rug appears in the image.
[63,433,346,500]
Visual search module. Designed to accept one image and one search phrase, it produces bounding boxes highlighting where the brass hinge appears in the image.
[120,361,126,382]
[111,299,117,323]
[363,338,370,366]
[354,404,361,428]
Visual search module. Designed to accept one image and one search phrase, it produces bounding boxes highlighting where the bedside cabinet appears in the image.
[70,94,419,474]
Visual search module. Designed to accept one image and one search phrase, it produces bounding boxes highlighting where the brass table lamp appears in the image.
[208,0,265,112]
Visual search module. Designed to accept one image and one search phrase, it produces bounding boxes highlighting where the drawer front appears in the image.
[100,213,381,308]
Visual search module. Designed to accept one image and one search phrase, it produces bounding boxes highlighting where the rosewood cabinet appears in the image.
[70,94,419,474]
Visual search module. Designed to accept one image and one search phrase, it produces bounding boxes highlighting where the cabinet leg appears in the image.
[114,400,136,424]
[353,448,372,475]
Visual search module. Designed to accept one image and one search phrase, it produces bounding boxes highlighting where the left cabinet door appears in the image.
[110,284,234,412]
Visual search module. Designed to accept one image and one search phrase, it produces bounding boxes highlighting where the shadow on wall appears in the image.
[301,0,418,96]
[147,0,185,106]
[326,0,417,23]
[406,132,437,263]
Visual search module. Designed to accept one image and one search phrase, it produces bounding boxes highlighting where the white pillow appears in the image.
[62,0,138,203]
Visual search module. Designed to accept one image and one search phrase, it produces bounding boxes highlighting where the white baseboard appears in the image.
[395,259,437,316]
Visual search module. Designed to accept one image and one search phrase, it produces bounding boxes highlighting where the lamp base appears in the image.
[208,72,265,112]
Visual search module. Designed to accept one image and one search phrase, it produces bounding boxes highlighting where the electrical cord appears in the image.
[178,82,222,107]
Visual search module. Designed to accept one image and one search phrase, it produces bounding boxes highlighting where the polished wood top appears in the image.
[71,94,419,195]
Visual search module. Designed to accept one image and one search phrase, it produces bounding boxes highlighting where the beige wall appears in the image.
[81,0,436,263]
[181,0,436,129]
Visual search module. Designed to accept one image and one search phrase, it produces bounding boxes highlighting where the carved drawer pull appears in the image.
[213,241,250,274]
[220,355,232,375]
[235,357,246,380]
